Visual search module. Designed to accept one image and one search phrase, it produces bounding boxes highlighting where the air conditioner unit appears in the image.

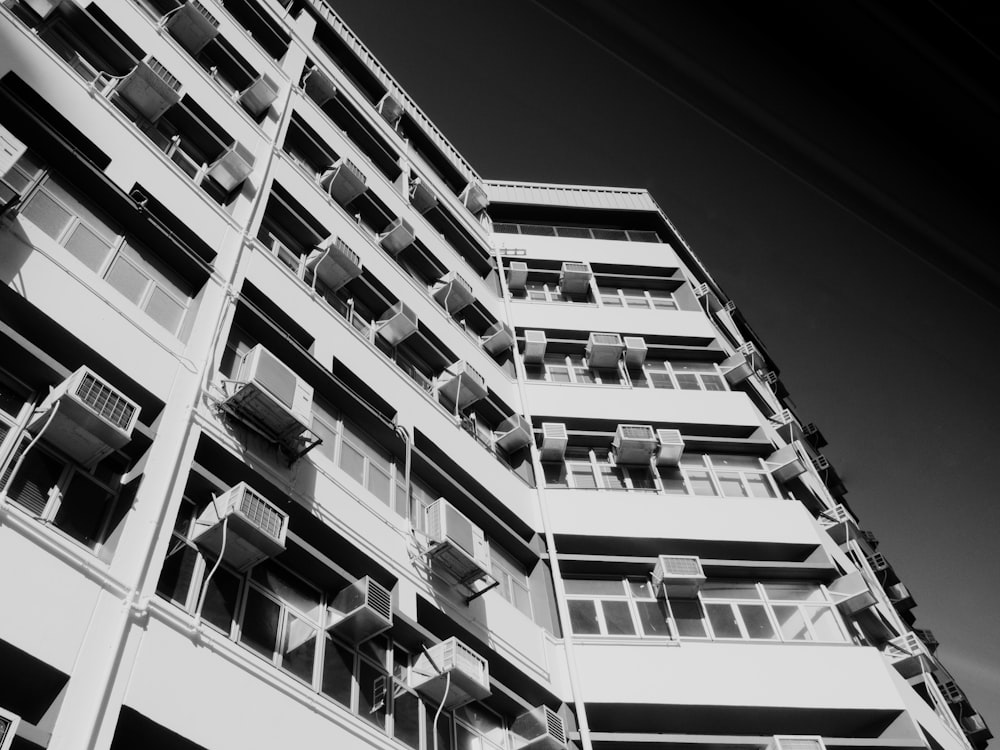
[585,332,625,368]
[306,236,362,291]
[27,367,141,467]
[376,301,418,345]
[766,442,808,484]
[768,737,826,750]
[859,529,879,550]
[866,552,891,573]
[773,409,803,443]
[165,0,220,54]
[22,0,63,20]
[960,714,991,743]
[937,679,965,704]
[819,504,858,545]
[655,429,685,467]
[802,422,827,449]
[522,330,547,363]
[224,344,313,441]
[511,705,567,750]
[827,571,876,616]
[507,261,528,291]
[652,555,706,598]
[192,482,289,571]
[720,350,754,386]
[887,633,935,679]
[812,454,831,471]
[540,423,568,461]
[722,300,737,314]
[693,283,723,313]
[481,321,514,355]
[559,262,592,295]
[410,637,490,709]
[239,75,279,117]
[303,65,336,106]
[913,627,939,653]
[0,707,20,750]
[378,217,415,254]
[206,141,254,192]
[739,342,764,370]
[494,414,532,452]
[623,337,647,368]
[408,176,437,214]
[115,56,182,122]
[321,158,367,206]
[612,424,658,464]
[425,499,492,585]
[327,576,392,644]
[377,92,404,125]
[460,181,489,215]
[887,582,916,611]
[438,361,487,410]
[432,271,475,315]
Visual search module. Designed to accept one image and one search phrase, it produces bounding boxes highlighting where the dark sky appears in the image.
[331,0,1000,726]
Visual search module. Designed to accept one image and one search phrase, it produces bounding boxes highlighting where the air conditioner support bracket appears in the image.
[465,578,499,604]
[216,398,321,466]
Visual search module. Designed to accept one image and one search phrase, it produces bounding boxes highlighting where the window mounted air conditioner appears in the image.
[652,555,706,598]
[559,262,592,295]
[432,271,475,315]
[766,442,808,484]
[522,330,547,363]
[961,715,990,743]
[507,261,528,291]
[0,707,20,750]
[207,141,254,192]
[437,361,487,410]
[306,236,362,291]
[623,336,647,367]
[655,429,685,467]
[769,737,826,750]
[376,301,418,345]
[192,482,289,571]
[115,56,182,122]
[819,504,858,545]
[887,582,916,611]
[303,65,336,106]
[722,300,737,314]
[408,176,437,214]
[803,421,828,449]
[693,282,722,313]
[378,217,415,255]
[410,637,490,709]
[913,628,939,653]
[165,0,220,54]
[938,679,965,704]
[321,157,367,206]
[887,633,936,679]
[481,321,514,355]
[494,414,532,452]
[866,552,891,573]
[460,181,489,215]
[720,344,760,386]
[859,529,879,550]
[827,571,876,616]
[28,367,141,467]
[239,75,279,118]
[224,344,313,441]
[612,424,657,464]
[425,499,492,585]
[773,408,803,443]
[511,705,567,750]
[585,332,625,369]
[540,423,567,461]
[812,454,831,471]
[377,92,404,125]
[327,576,392,644]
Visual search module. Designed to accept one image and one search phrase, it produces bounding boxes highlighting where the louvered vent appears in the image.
[236,485,284,540]
[773,738,825,750]
[188,0,218,25]
[147,57,181,92]
[75,372,137,430]
[661,556,702,577]
[367,579,392,620]
[622,425,652,440]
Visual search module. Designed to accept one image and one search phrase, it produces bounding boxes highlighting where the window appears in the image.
[491,545,532,618]
[632,360,726,391]
[536,354,621,386]
[17,165,194,336]
[598,285,678,310]
[542,447,661,492]
[667,454,779,498]
[565,578,670,638]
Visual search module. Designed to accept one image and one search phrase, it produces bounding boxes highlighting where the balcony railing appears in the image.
[494,222,661,243]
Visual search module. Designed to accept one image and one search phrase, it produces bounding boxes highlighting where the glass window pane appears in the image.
[320,638,354,707]
[710,455,762,470]
[105,256,149,304]
[675,374,701,390]
[512,582,533,617]
[201,566,240,634]
[456,724,479,750]
[648,372,674,389]
[252,561,322,620]
[702,582,760,599]
[340,441,367,484]
[598,464,626,490]
[628,466,656,490]
[568,462,597,489]
[240,588,281,658]
[282,613,317,683]
[393,690,421,749]
[739,603,777,639]
[763,583,824,602]
[567,600,601,634]
[367,464,392,506]
[658,466,688,494]
[601,600,636,635]
[312,416,339,463]
[156,538,199,606]
[357,659,387,728]
[65,223,114,272]
[564,579,625,596]
[45,179,117,241]
[543,462,567,487]
[596,368,620,385]
[702,375,726,391]
[670,599,708,637]
[636,599,671,637]
[686,470,717,496]
[145,286,186,334]
[745,474,777,498]
[548,366,571,383]
[21,190,73,239]
[717,472,748,498]
[573,367,595,384]
[53,473,114,546]
[706,603,742,638]
[806,606,846,641]
[2,445,63,516]
[773,604,810,641]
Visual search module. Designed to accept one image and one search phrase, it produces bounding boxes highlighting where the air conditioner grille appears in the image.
[591,333,621,345]
[367,580,392,620]
[563,262,589,273]
[237,487,284,539]
[779,740,823,750]
[621,425,654,440]
[340,158,363,180]
[147,57,181,92]
[190,0,219,26]
[547,710,566,742]
[76,373,136,430]
[661,556,702,576]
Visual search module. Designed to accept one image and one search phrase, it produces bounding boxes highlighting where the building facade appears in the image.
[0,1,991,749]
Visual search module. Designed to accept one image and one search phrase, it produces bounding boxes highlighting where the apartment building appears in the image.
[0,1,991,749]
